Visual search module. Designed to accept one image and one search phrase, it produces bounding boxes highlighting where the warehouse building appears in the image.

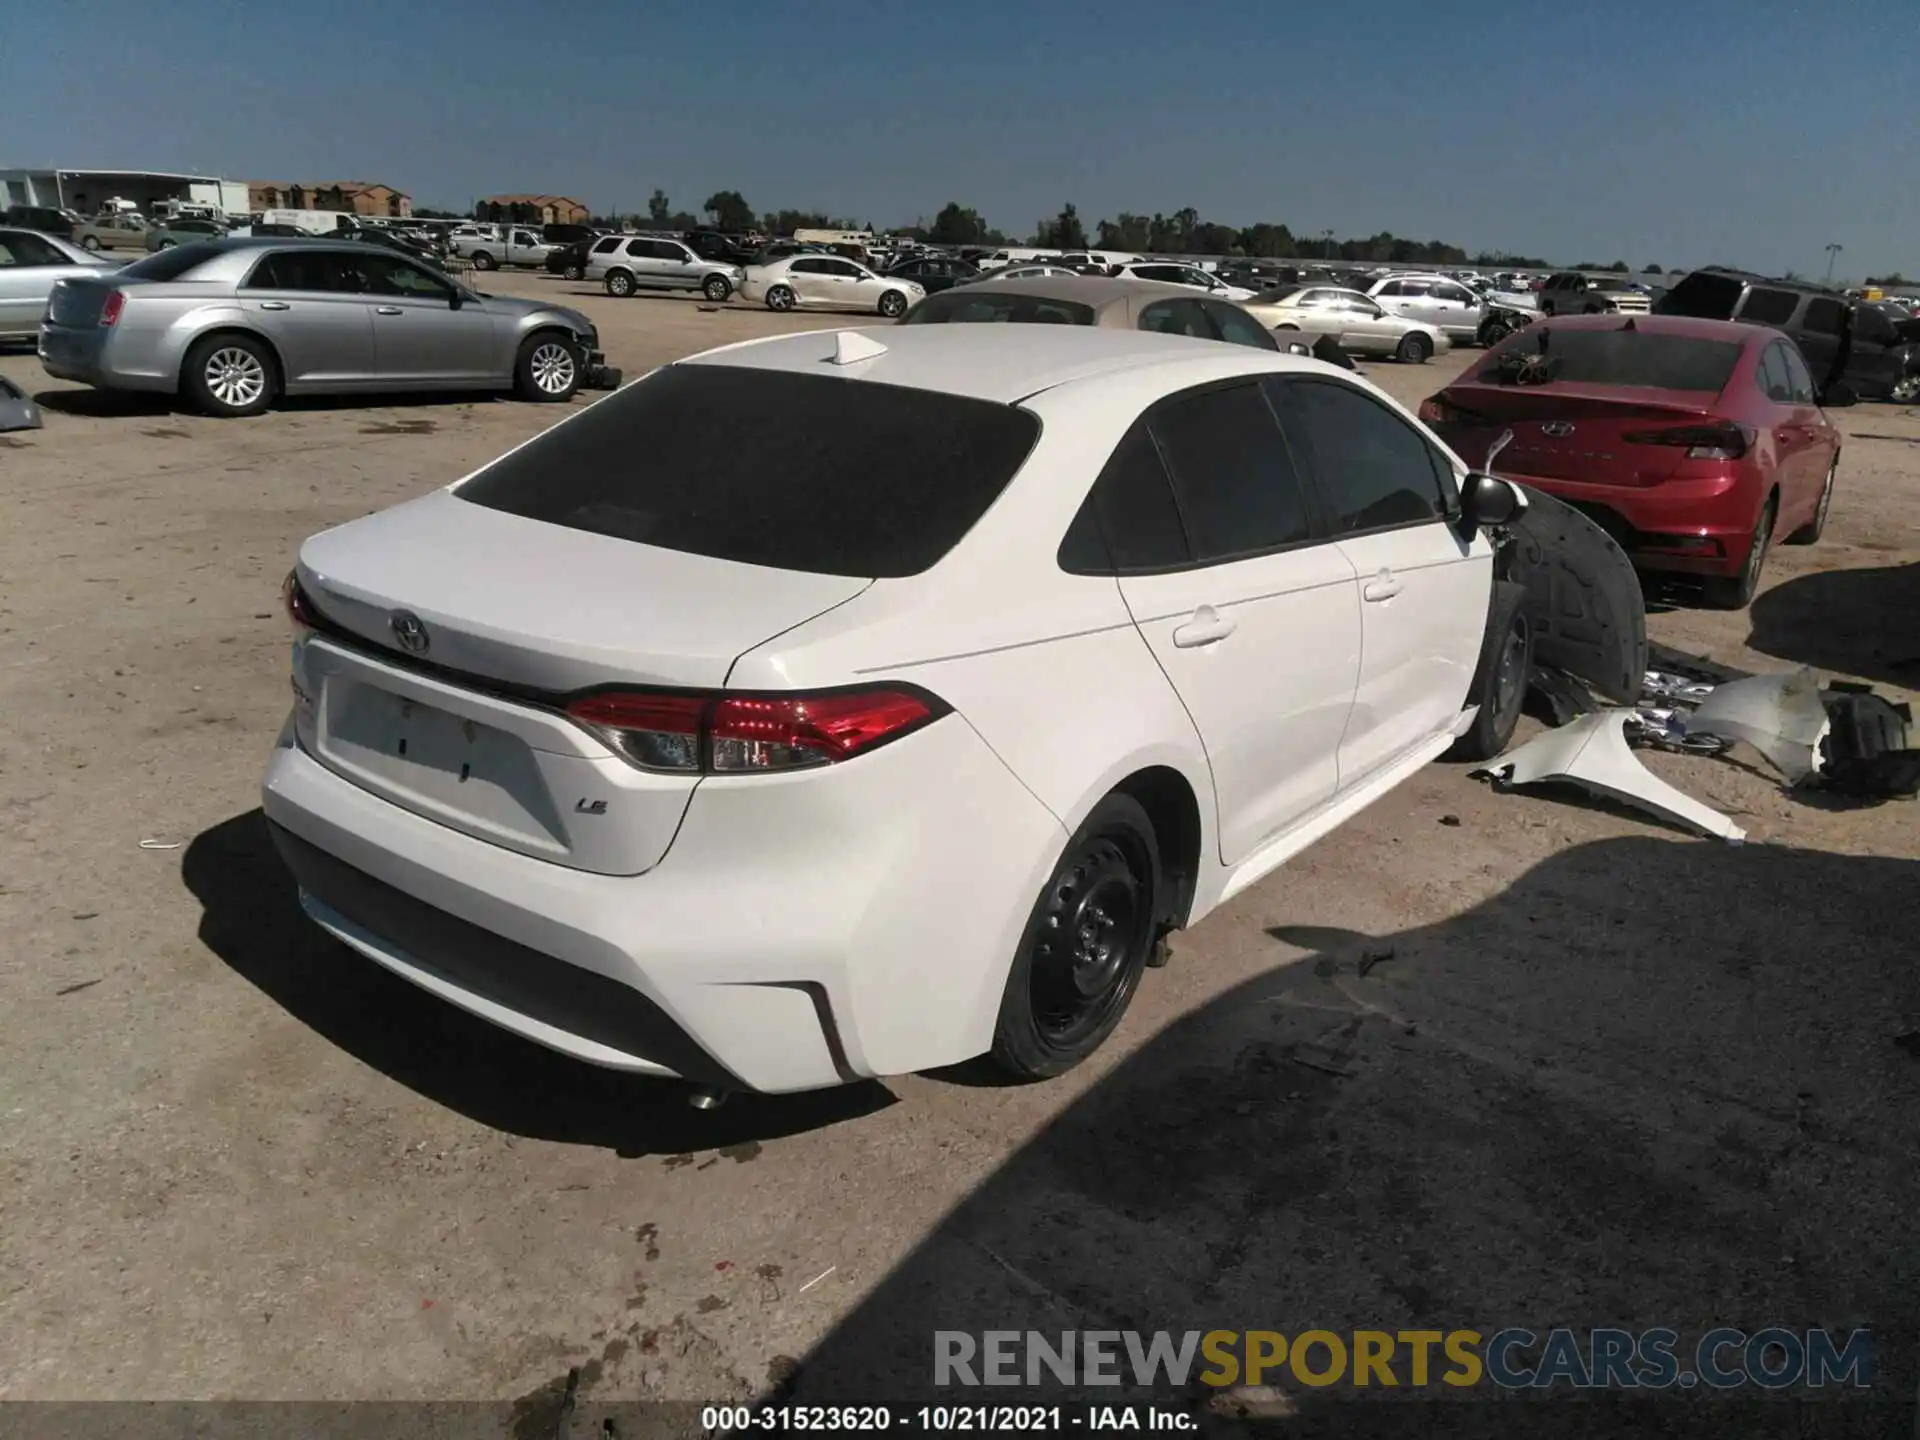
[0,167,250,218]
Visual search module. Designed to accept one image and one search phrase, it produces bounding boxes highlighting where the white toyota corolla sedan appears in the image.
[262,324,1637,1097]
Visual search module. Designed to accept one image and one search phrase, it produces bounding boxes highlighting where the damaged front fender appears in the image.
[1498,485,1647,704]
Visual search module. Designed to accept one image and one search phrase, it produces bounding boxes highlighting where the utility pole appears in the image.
[1323,228,1335,261]
[1824,243,1843,284]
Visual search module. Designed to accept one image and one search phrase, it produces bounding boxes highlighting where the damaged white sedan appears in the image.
[262,325,1642,1097]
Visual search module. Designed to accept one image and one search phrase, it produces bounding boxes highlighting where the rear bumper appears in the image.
[261,710,1065,1093]
[39,324,156,389]
[1502,466,1763,577]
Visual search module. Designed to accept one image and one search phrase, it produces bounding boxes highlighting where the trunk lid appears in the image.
[294,489,870,874]
[1435,383,1719,487]
[45,276,116,328]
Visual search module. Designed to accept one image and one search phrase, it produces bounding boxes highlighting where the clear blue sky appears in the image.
[9,0,1915,278]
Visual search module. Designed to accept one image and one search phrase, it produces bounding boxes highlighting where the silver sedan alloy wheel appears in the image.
[205,347,267,409]
[529,342,576,395]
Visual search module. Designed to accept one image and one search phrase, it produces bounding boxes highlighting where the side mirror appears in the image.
[1460,471,1528,528]
[1819,380,1857,408]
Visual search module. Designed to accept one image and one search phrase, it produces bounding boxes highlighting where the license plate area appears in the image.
[319,679,571,854]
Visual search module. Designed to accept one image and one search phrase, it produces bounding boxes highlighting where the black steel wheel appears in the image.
[988,794,1160,1080]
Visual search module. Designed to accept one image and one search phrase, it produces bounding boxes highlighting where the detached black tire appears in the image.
[1702,494,1777,609]
[1397,332,1433,363]
[988,794,1160,1081]
[1446,581,1533,762]
[512,332,581,403]
[182,332,276,418]
[1785,459,1835,545]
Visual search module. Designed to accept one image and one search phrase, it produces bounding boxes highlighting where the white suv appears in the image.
[587,235,745,302]
[263,326,1637,1096]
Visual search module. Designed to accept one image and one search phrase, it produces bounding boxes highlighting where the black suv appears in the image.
[1654,267,1920,401]
[3,205,82,241]
[683,229,757,265]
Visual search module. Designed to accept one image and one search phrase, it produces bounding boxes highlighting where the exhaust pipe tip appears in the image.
[686,1085,730,1111]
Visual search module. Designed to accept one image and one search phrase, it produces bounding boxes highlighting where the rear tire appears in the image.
[605,270,635,298]
[1446,581,1533,762]
[182,333,276,418]
[564,262,585,282]
[765,284,796,312]
[1702,494,1776,609]
[512,331,581,403]
[81,235,101,251]
[1397,332,1433,363]
[987,794,1160,1081]
[1785,459,1835,545]
[1540,299,1556,316]
[469,250,496,271]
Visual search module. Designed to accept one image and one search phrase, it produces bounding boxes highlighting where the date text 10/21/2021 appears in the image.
[702,1406,1194,1431]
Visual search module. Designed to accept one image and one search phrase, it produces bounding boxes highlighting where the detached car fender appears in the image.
[1499,484,1648,704]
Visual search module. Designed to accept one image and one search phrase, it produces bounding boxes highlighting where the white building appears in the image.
[0,167,251,218]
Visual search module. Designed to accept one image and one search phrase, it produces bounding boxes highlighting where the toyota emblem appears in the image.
[390,610,430,655]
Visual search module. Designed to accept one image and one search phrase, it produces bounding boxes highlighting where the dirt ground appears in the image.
[2,271,1916,1429]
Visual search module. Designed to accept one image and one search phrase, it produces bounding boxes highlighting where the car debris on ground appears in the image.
[0,374,43,431]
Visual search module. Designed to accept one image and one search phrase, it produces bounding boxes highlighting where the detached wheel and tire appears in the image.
[1447,581,1533,762]
[877,289,908,318]
[513,333,581,403]
[1396,332,1433,364]
[765,284,796,313]
[988,794,1160,1081]
[702,275,733,303]
[1785,459,1835,545]
[1702,494,1777,609]
[605,269,636,298]
[183,333,276,418]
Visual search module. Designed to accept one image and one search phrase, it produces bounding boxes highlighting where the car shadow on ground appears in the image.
[32,387,534,420]
[777,835,1919,1435]
[182,810,896,1156]
[1748,560,1920,689]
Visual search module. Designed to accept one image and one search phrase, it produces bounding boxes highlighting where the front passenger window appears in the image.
[1266,378,1449,533]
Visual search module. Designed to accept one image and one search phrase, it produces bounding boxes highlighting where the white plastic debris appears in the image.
[1683,665,1830,784]
[1474,709,1746,842]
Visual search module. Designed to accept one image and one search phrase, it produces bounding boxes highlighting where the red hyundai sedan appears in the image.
[1420,315,1846,608]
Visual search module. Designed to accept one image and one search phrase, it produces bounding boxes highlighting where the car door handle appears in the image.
[258,300,290,311]
[1362,570,1403,603]
[374,306,403,315]
[1171,606,1236,648]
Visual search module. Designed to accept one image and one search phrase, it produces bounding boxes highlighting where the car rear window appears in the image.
[1472,327,1743,392]
[900,290,1097,326]
[1652,271,1744,320]
[115,244,222,281]
[455,364,1042,579]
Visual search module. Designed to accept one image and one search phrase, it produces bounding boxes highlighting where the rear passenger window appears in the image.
[1267,378,1448,533]
[1060,426,1190,573]
[1757,345,1795,403]
[1801,297,1845,335]
[1738,288,1799,326]
[1147,383,1313,561]
[1778,344,1817,404]
[1139,299,1216,339]
[1205,302,1280,351]
[592,237,621,254]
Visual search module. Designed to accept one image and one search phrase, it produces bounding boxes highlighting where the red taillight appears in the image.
[565,687,942,774]
[283,569,319,629]
[98,291,125,328]
[1621,421,1752,460]
[1417,397,1453,423]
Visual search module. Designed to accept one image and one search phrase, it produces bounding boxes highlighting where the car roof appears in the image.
[967,275,1196,306]
[679,322,1317,403]
[1522,313,1768,346]
[1678,266,1849,299]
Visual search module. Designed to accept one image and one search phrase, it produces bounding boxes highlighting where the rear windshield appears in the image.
[900,291,1097,326]
[116,244,222,282]
[1472,327,1743,392]
[456,364,1042,578]
[1652,271,1743,320]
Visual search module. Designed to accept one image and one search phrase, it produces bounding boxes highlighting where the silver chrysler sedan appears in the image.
[38,237,618,417]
